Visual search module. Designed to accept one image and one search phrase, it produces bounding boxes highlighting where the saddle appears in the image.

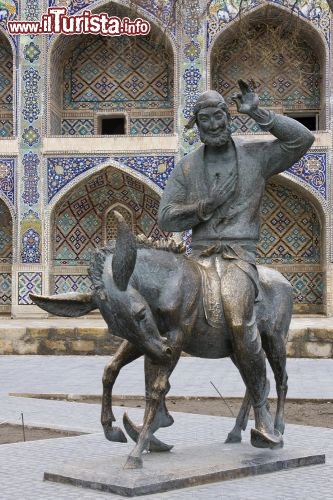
[195,257,224,329]
[194,250,262,329]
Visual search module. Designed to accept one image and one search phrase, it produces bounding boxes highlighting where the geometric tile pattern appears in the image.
[0,38,13,112]
[0,272,11,306]
[105,205,134,242]
[18,272,42,305]
[48,1,176,138]
[257,182,321,264]
[61,117,174,137]
[19,0,43,271]
[184,40,201,62]
[0,158,15,204]
[25,0,40,21]
[61,118,94,136]
[47,155,175,201]
[53,274,93,294]
[211,20,321,118]
[256,179,323,309]
[22,68,41,123]
[130,117,174,135]
[230,115,261,134]
[53,167,169,265]
[48,156,108,202]
[0,119,13,137]
[21,228,41,263]
[22,152,40,206]
[0,199,12,263]
[24,41,41,63]
[115,155,175,189]
[135,0,176,33]
[19,0,43,270]
[181,1,205,152]
[282,271,324,306]
[22,125,40,147]
[289,152,327,199]
[64,35,173,110]
[182,66,202,120]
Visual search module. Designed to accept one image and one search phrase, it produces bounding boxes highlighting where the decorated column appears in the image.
[12,0,44,316]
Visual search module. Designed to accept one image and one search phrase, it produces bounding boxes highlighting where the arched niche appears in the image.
[50,165,168,294]
[259,178,324,314]
[48,1,175,137]
[0,197,12,312]
[210,4,327,132]
[0,31,13,137]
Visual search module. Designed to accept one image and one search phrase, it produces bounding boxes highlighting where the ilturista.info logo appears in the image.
[8,8,151,36]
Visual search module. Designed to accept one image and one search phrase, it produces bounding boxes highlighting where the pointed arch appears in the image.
[209,2,327,130]
[47,0,177,137]
[46,161,168,295]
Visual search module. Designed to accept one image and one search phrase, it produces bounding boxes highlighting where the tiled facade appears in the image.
[0,0,332,317]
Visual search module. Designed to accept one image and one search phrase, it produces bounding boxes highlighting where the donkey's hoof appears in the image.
[149,439,174,452]
[225,432,242,444]
[123,412,173,451]
[251,428,283,450]
[123,455,143,469]
[274,420,285,436]
[103,425,127,443]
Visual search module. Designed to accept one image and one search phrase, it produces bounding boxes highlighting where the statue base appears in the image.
[44,442,325,497]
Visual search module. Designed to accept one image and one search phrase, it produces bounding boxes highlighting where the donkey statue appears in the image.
[30,212,292,469]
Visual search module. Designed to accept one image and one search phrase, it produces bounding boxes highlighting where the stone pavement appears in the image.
[0,355,332,499]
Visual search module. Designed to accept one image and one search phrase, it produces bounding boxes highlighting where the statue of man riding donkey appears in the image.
[31,79,314,469]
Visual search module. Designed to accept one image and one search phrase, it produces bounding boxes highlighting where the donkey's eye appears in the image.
[134,308,146,321]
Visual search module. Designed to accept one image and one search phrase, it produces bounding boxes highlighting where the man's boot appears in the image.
[251,391,283,449]
[233,323,283,449]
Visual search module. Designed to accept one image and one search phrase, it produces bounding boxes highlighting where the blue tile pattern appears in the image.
[21,228,41,263]
[0,159,15,204]
[47,155,175,202]
[289,151,327,199]
[22,152,40,206]
[22,68,41,123]
[18,271,42,304]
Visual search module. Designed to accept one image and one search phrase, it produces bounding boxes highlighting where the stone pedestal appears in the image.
[44,442,325,497]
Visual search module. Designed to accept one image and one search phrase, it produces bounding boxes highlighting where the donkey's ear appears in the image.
[112,211,137,291]
[30,292,97,317]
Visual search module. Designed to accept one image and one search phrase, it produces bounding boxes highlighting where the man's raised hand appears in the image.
[232,79,259,115]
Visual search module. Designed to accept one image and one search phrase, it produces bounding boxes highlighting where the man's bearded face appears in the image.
[196,106,232,147]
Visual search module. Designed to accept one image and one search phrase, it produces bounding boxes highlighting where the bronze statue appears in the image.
[30,80,314,469]
[32,212,292,469]
[158,79,314,451]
